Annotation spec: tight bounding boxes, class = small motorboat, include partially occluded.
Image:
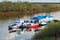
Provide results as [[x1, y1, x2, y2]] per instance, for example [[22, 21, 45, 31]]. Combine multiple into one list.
[[8, 22, 20, 33]]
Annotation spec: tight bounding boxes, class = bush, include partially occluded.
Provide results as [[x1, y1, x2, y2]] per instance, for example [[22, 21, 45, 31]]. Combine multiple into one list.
[[32, 22, 60, 40], [40, 37, 51, 40]]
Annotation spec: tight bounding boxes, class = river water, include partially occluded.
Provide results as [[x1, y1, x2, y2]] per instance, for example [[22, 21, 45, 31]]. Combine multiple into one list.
[[0, 11, 60, 40]]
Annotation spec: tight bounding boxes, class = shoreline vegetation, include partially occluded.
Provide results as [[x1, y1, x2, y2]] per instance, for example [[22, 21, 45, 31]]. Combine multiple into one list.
[[0, 1, 60, 19], [32, 22, 60, 40]]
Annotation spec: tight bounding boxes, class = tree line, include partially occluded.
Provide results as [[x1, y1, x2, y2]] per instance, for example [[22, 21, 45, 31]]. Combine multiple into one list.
[[0, 1, 60, 12]]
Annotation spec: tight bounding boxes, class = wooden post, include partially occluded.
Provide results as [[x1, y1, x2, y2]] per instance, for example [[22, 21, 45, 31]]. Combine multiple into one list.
[[55, 34, 57, 40]]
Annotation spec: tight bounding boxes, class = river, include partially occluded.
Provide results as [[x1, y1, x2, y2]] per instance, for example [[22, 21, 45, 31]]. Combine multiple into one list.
[[0, 11, 60, 40]]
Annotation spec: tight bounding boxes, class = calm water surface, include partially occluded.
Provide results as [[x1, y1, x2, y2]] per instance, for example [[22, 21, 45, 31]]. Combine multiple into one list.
[[0, 11, 60, 40]]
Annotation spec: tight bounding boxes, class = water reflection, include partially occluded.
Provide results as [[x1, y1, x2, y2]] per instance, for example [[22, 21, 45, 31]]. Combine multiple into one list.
[[14, 31, 35, 40], [0, 20, 15, 40], [0, 17, 35, 40]]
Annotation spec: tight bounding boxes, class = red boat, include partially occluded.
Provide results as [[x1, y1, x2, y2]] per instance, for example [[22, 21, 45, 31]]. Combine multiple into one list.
[[27, 23, 40, 31]]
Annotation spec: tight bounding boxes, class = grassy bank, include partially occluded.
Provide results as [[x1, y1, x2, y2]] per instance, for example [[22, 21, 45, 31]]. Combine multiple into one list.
[[0, 1, 60, 19]]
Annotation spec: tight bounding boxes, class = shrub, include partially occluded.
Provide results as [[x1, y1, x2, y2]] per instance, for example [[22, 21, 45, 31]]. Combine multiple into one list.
[[32, 22, 60, 40]]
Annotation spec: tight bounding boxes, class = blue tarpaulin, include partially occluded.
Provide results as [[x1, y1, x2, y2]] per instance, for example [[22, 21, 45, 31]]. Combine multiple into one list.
[[30, 16, 47, 20], [46, 15, 53, 18], [36, 16, 46, 19], [30, 17, 39, 20]]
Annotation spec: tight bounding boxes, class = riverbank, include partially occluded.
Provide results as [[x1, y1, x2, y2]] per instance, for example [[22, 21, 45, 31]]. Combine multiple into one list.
[[0, 2, 60, 20], [0, 11, 60, 20]]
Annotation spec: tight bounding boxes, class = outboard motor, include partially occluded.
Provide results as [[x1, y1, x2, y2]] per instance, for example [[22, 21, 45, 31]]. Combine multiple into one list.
[[8, 25, 12, 30]]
